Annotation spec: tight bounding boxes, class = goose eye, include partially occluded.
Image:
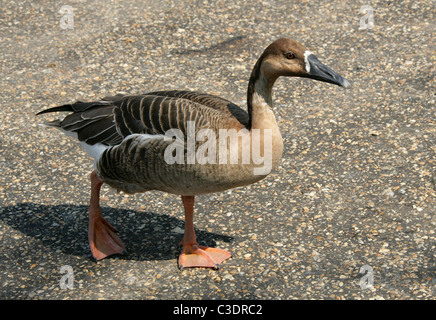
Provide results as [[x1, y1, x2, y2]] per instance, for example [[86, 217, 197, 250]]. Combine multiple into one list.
[[285, 51, 296, 59]]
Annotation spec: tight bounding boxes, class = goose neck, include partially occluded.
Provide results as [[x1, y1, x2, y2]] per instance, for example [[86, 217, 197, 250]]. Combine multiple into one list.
[[247, 65, 278, 130]]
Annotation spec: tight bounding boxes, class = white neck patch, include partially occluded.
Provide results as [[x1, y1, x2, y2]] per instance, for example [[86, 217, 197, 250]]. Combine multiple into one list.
[[304, 50, 313, 73]]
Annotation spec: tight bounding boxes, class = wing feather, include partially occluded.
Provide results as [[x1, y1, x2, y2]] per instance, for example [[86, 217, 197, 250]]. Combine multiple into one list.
[[36, 90, 249, 148]]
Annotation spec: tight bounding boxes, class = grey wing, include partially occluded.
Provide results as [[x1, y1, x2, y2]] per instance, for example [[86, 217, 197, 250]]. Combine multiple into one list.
[[36, 90, 249, 146], [146, 90, 249, 128]]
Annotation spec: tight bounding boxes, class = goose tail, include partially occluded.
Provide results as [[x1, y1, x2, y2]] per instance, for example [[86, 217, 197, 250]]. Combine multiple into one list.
[[36, 104, 75, 116], [36, 104, 75, 127]]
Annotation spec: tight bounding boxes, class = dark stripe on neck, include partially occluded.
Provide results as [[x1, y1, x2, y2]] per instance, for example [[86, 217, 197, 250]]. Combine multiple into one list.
[[246, 53, 266, 130]]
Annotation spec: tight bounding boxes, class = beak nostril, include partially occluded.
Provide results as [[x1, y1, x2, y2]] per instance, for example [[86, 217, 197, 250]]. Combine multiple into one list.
[[306, 54, 350, 88]]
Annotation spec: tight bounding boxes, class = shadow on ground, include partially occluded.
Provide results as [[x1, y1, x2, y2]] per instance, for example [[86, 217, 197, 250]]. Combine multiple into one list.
[[0, 202, 233, 262]]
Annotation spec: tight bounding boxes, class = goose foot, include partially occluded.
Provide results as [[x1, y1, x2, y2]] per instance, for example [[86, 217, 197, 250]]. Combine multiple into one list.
[[178, 243, 231, 269], [89, 215, 126, 260], [178, 195, 231, 269], [88, 171, 125, 260]]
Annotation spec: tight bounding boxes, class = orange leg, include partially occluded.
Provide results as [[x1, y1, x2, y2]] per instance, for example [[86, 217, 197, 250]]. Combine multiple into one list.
[[88, 171, 125, 260], [178, 195, 232, 269]]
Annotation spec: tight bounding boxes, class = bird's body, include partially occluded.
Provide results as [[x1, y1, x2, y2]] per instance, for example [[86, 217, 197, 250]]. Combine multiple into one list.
[[60, 90, 282, 196], [37, 38, 349, 269]]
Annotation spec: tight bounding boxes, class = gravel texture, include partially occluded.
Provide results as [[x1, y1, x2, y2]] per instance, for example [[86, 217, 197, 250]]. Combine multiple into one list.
[[0, 0, 434, 300]]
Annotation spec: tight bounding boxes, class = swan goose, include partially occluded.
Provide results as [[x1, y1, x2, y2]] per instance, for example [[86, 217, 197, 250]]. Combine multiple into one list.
[[37, 38, 350, 269]]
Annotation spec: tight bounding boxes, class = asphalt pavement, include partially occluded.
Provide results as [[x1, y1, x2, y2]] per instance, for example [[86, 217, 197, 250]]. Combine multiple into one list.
[[0, 0, 434, 300]]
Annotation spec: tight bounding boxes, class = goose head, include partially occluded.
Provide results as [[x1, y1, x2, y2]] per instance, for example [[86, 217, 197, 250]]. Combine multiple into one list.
[[255, 38, 351, 88]]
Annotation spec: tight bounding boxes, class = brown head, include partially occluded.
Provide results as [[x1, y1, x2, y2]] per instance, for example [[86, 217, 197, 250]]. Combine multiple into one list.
[[246, 38, 350, 129], [250, 38, 351, 88]]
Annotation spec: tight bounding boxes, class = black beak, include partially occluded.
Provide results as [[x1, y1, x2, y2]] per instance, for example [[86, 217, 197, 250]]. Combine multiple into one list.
[[305, 54, 351, 88]]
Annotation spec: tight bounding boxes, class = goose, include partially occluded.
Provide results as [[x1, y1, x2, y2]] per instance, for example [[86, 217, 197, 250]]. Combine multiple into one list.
[[37, 38, 350, 269]]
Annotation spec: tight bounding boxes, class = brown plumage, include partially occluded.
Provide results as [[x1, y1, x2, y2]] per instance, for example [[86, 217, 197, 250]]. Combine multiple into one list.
[[37, 38, 350, 269]]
